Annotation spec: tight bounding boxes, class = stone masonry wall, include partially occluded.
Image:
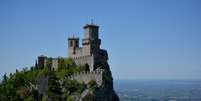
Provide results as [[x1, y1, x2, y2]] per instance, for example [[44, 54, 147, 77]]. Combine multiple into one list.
[[72, 55, 94, 71], [68, 69, 103, 86]]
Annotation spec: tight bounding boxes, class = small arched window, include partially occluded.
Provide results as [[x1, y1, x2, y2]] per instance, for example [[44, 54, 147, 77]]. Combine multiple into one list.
[[70, 41, 73, 47], [76, 40, 79, 47]]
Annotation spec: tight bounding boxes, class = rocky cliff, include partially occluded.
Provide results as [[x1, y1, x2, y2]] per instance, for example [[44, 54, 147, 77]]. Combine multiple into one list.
[[75, 63, 119, 101], [36, 62, 119, 101]]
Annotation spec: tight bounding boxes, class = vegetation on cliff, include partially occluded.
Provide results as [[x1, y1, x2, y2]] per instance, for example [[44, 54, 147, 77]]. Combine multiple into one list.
[[0, 58, 95, 101]]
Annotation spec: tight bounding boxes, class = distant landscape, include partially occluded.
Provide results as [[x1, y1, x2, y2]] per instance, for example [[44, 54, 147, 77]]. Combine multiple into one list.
[[1, 0, 201, 101], [114, 79, 201, 101]]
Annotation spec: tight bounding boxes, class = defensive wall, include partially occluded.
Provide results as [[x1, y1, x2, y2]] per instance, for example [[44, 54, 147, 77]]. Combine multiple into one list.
[[68, 69, 103, 86]]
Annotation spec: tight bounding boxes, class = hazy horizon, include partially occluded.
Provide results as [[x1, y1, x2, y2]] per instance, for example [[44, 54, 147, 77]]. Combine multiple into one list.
[[1, 0, 201, 80]]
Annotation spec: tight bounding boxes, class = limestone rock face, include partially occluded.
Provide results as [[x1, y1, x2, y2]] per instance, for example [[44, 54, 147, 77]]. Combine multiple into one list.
[[80, 64, 119, 101]]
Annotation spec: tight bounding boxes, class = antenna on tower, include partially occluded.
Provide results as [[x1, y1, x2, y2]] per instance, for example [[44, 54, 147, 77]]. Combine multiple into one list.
[[91, 18, 94, 24]]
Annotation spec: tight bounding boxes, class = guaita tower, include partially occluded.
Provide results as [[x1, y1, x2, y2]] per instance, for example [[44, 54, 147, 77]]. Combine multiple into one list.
[[68, 23, 119, 101], [68, 23, 108, 72]]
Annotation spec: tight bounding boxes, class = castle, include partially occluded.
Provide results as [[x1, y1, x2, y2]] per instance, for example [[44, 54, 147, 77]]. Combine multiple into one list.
[[38, 23, 108, 72], [37, 23, 108, 84], [36, 23, 119, 101]]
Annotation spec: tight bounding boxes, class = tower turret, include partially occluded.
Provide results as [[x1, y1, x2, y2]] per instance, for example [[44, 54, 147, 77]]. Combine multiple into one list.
[[68, 36, 79, 57], [82, 24, 101, 55], [83, 24, 99, 40], [38, 55, 47, 68]]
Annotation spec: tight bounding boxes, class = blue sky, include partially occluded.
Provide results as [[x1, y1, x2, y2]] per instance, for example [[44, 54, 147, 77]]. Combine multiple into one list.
[[0, 0, 201, 79]]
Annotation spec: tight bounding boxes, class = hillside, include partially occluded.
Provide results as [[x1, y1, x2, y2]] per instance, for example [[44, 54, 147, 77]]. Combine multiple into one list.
[[0, 58, 119, 101]]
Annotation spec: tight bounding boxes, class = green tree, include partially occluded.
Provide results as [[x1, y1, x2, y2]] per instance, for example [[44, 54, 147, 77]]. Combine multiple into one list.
[[35, 60, 38, 70], [48, 71, 62, 100], [63, 80, 85, 95], [82, 93, 94, 101], [58, 58, 66, 70], [2, 73, 8, 83], [88, 80, 97, 89]]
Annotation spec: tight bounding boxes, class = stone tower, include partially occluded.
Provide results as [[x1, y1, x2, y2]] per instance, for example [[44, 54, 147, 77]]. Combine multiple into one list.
[[68, 37, 79, 57], [68, 23, 108, 71], [82, 24, 101, 55]]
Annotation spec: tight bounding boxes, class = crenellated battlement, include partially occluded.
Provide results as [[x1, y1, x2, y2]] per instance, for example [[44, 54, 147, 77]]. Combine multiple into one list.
[[67, 69, 104, 86]]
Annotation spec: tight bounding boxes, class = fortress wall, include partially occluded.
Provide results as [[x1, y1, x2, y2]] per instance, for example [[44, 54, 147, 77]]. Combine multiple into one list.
[[37, 76, 48, 95], [82, 46, 90, 56], [75, 48, 83, 57], [51, 59, 58, 70], [69, 70, 103, 86], [73, 55, 93, 69]]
